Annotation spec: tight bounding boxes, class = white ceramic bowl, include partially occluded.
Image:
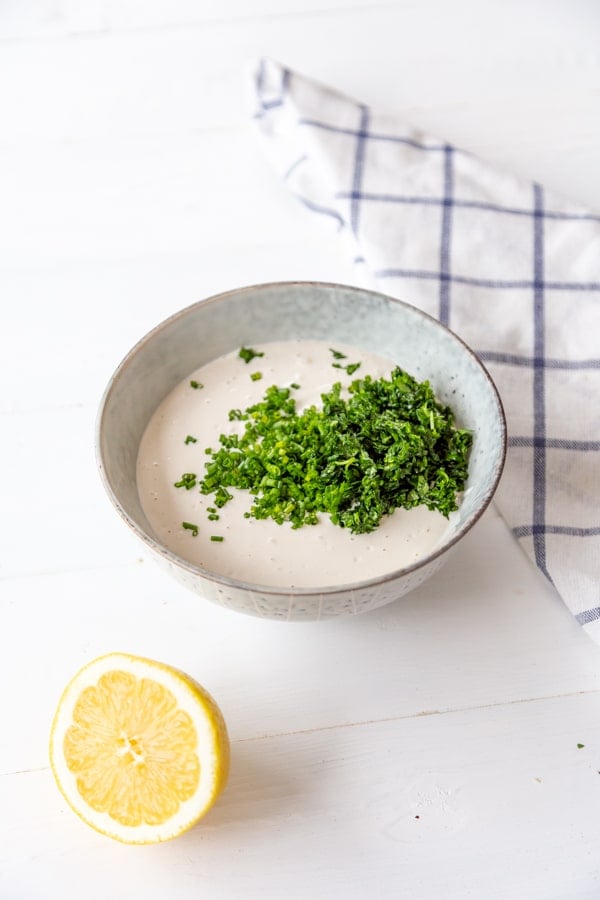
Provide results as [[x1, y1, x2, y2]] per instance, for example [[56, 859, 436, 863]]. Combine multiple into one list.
[[96, 282, 506, 620]]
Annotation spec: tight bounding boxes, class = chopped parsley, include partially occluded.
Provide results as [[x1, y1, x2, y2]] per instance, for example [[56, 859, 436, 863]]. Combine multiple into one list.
[[250, 371, 263, 382], [184, 435, 197, 444], [330, 348, 347, 360], [182, 521, 199, 537], [190, 380, 203, 389], [198, 367, 472, 534], [333, 361, 362, 376], [239, 346, 264, 364]]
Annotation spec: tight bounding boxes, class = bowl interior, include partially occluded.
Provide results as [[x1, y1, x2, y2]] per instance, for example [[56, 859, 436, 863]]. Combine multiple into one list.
[[97, 282, 506, 587]]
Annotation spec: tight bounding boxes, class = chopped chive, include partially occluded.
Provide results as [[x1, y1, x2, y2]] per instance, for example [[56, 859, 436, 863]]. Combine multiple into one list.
[[184, 435, 197, 444], [210, 535, 224, 542], [207, 513, 220, 521], [182, 521, 199, 537], [329, 348, 347, 360], [174, 473, 197, 490], [577, 743, 585, 749], [214, 486, 233, 507], [290, 382, 300, 389], [250, 371, 263, 382], [190, 380, 203, 389], [239, 346, 264, 364]]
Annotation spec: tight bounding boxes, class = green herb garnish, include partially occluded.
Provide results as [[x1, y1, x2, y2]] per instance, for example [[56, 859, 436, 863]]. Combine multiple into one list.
[[239, 346, 264, 364], [182, 521, 199, 536], [190, 380, 203, 389], [214, 486, 233, 508], [210, 535, 224, 542], [333, 361, 362, 375], [290, 383, 300, 389], [330, 348, 347, 360], [199, 367, 472, 533], [250, 371, 263, 382], [174, 472, 197, 490], [577, 743, 585, 749], [184, 435, 197, 444]]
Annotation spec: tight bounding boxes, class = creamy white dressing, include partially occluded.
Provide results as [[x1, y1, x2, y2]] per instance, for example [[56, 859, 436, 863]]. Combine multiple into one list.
[[136, 340, 455, 588]]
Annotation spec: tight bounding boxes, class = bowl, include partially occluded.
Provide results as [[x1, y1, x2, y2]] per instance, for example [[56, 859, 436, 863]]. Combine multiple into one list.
[[96, 281, 506, 621]]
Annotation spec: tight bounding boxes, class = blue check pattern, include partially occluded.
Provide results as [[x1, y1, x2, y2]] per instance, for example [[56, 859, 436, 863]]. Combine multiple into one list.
[[252, 59, 600, 638]]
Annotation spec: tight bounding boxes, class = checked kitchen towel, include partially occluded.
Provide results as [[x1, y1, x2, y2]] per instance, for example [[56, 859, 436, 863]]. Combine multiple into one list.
[[250, 58, 600, 640]]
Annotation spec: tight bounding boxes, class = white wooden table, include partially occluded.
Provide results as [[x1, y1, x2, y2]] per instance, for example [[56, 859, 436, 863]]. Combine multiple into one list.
[[2, 2, 600, 897]]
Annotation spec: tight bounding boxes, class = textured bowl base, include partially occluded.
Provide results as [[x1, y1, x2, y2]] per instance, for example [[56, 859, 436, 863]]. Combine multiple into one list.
[[150, 545, 452, 621]]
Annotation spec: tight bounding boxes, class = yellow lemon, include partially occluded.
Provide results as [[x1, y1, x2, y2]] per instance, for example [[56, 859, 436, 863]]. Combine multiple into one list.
[[49, 652, 229, 844]]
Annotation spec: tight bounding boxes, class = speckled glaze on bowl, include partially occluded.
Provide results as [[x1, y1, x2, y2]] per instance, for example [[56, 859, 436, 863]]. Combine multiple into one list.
[[96, 282, 506, 621]]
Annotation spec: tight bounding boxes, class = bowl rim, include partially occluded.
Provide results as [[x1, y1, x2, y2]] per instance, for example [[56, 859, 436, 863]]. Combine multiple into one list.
[[96, 280, 507, 597]]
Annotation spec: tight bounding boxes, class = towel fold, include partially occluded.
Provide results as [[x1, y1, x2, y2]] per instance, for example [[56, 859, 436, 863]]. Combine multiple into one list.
[[250, 58, 600, 640]]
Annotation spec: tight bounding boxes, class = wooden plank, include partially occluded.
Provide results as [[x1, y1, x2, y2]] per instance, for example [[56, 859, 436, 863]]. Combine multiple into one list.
[[3, 691, 600, 898], [0, 4, 598, 209], [3, 505, 600, 775]]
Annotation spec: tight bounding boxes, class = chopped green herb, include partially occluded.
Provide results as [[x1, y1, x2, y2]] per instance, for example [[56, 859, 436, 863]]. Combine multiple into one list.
[[290, 383, 300, 390], [190, 380, 203, 389], [199, 368, 472, 534], [208, 513, 220, 521], [250, 371, 263, 382], [333, 361, 361, 375], [182, 521, 199, 537], [214, 486, 233, 508], [239, 346, 264, 364], [330, 348, 347, 360], [577, 743, 585, 749], [184, 435, 197, 444], [174, 472, 197, 490], [210, 535, 224, 542]]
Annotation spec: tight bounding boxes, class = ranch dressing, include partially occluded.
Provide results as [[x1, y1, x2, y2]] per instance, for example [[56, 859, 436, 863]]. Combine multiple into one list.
[[136, 340, 454, 588]]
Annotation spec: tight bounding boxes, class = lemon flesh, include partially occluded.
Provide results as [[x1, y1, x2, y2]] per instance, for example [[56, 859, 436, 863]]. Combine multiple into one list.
[[49, 653, 229, 843]]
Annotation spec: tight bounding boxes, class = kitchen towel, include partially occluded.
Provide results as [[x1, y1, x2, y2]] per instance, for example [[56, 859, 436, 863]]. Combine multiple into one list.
[[250, 58, 600, 640]]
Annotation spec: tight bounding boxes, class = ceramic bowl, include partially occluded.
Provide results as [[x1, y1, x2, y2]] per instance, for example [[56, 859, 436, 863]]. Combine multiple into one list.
[[96, 281, 506, 620]]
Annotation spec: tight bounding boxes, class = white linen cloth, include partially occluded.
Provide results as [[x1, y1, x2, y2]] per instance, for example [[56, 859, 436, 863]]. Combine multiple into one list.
[[250, 58, 600, 640]]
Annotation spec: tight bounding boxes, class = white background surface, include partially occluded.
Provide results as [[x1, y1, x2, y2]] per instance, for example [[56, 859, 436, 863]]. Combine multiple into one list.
[[2, 1, 600, 898]]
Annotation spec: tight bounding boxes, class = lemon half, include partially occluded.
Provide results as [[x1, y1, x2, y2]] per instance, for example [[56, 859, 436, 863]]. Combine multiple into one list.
[[49, 653, 229, 844]]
